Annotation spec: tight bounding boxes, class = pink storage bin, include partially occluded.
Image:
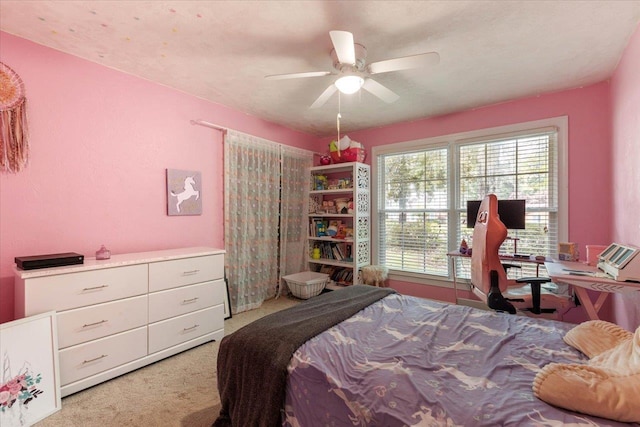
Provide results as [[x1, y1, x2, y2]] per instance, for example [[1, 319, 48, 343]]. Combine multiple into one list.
[[330, 147, 366, 164]]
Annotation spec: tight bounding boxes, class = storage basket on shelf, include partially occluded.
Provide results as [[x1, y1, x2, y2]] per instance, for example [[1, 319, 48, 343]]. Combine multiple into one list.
[[282, 271, 329, 299], [329, 147, 366, 164]]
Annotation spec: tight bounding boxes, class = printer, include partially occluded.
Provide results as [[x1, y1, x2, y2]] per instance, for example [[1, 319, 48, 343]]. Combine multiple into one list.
[[597, 243, 640, 282]]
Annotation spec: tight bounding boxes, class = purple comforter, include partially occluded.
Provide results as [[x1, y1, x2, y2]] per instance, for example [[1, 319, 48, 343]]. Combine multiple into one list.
[[284, 293, 638, 426]]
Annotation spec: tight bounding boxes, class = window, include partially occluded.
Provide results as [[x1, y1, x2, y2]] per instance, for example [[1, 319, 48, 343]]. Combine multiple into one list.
[[373, 117, 567, 283], [376, 146, 450, 277]]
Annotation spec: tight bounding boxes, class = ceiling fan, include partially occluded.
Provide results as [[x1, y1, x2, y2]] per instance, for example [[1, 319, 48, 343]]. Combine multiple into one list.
[[265, 30, 440, 109]]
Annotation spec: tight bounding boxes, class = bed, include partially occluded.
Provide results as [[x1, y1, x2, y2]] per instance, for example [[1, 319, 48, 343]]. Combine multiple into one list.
[[214, 285, 639, 427]]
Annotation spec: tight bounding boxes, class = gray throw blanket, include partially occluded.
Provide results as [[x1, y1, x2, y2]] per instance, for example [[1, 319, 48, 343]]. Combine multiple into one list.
[[212, 285, 396, 427]]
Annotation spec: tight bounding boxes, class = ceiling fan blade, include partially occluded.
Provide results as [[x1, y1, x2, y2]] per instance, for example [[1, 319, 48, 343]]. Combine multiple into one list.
[[368, 52, 440, 75], [329, 30, 356, 65], [362, 78, 400, 103], [265, 71, 331, 80], [310, 84, 338, 109]]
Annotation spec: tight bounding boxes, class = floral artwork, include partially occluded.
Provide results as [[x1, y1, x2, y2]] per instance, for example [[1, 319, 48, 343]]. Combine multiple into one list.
[[0, 371, 44, 412], [0, 312, 60, 426]]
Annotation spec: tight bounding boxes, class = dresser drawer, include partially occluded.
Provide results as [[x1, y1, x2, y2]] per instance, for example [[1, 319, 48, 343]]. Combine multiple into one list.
[[59, 326, 147, 386], [149, 254, 223, 292], [57, 295, 148, 349], [148, 305, 223, 354], [148, 280, 225, 323], [23, 264, 148, 314]]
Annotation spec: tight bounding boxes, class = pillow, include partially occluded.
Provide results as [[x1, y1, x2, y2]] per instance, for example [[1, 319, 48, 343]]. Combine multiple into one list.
[[533, 363, 640, 423], [590, 323, 640, 374], [533, 325, 640, 423], [563, 320, 632, 358]]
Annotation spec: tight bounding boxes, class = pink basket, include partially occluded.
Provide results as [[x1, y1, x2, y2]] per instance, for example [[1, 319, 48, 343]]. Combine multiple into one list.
[[330, 147, 366, 163]]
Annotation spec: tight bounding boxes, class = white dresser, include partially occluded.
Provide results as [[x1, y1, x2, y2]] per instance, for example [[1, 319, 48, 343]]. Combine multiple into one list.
[[14, 247, 226, 397]]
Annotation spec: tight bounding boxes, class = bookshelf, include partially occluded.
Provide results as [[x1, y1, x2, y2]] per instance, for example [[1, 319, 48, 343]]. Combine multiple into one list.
[[308, 162, 370, 286]]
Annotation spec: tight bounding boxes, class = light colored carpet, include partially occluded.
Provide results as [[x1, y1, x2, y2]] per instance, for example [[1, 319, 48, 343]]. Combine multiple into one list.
[[36, 296, 300, 427]]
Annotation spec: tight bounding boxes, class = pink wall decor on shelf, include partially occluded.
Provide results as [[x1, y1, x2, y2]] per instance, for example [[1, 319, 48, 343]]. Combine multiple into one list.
[[166, 169, 202, 216]]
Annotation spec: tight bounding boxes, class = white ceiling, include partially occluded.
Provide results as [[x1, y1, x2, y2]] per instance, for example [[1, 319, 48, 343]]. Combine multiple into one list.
[[1, 1, 640, 137]]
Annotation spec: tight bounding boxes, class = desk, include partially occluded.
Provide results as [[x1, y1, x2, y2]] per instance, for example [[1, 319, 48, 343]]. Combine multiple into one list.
[[545, 260, 640, 320], [447, 251, 547, 302]]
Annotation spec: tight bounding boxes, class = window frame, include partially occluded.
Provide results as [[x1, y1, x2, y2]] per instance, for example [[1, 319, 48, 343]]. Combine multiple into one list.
[[371, 116, 568, 287]]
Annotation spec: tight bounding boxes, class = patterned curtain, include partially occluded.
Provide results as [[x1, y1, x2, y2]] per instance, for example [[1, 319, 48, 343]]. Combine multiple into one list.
[[224, 131, 313, 313], [225, 131, 281, 313], [279, 146, 313, 295]]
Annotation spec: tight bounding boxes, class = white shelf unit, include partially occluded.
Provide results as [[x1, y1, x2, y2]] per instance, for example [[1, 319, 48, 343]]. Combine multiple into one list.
[[308, 162, 370, 286]]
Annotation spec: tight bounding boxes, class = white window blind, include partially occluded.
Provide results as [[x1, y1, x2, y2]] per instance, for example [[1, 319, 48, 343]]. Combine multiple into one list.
[[375, 124, 560, 281], [377, 147, 450, 276], [456, 128, 559, 278]]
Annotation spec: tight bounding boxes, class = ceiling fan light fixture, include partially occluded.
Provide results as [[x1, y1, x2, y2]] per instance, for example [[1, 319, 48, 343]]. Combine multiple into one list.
[[334, 75, 364, 94]]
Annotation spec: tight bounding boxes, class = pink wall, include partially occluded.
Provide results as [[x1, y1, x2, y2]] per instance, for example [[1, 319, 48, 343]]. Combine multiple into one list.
[[610, 23, 640, 330], [0, 33, 320, 323]]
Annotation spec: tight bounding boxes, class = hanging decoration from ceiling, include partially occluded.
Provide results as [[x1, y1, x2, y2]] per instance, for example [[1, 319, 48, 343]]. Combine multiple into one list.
[[328, 92, 366, 164], [0, 62, 29, 173]]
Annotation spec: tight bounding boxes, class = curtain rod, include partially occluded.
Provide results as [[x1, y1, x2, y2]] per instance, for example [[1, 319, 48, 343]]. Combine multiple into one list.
[[191, 118, 325, 156], [190, 119, 227, 133]]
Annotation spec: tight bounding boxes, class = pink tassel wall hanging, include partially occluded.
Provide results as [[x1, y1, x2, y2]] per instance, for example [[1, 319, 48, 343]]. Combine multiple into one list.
[[0, 62, 29, 173]]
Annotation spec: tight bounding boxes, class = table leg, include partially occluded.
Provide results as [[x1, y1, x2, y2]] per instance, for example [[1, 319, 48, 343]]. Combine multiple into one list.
[[451, 257, 459, 304], [592, 291, 610, 313], [572, 287, 610, 320]]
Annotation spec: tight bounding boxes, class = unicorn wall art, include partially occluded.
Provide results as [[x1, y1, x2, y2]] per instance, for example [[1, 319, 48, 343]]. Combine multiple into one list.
[[166, 169, 202, 216]]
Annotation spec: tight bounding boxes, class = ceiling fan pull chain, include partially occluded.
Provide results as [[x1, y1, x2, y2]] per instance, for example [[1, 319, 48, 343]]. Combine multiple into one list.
[[337, 91, 341, 143]]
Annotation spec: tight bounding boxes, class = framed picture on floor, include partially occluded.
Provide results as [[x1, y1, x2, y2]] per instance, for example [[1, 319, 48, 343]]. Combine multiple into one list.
[[224, 268, 232, 320], [0, 311, 61, 426]]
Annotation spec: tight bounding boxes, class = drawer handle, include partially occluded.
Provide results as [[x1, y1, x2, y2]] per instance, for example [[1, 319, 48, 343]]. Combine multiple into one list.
[[183, 324, 199, 332], [182, 297, 199, 304], [82, 320, 108, 328], [82, 284, 109, 291], [182, 269, 200, 276], [82, 354, 107, 364]]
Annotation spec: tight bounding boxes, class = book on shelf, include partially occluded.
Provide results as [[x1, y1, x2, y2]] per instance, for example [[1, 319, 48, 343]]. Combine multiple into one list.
[[332, 245, 342, 260], [311, 241, 348, 261], [322, 242, 332, 259], [314, 265, 354, 286]]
